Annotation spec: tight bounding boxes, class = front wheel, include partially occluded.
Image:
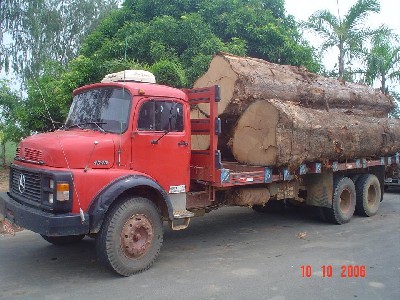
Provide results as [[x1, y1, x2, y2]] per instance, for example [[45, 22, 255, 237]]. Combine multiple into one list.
[[323, 177, 356, 224], [96, 197, 163, 276]]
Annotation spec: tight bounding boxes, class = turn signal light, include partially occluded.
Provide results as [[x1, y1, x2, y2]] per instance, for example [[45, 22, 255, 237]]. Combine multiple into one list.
[[56, 183, 70, 201]]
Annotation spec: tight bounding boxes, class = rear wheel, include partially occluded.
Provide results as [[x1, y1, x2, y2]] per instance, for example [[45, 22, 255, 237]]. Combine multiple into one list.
[[96, 197, 163, 276], [41, 234, 85, 245], [323, 177, 356, 224], [355, 174, 381, 217]]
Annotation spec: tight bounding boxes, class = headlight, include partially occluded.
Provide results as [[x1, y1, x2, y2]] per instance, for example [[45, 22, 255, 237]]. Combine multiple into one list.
[[49, 193, 54, 204]]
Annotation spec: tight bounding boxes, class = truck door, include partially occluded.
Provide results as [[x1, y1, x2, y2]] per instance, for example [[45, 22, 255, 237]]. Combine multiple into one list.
[[131, 98, 190, 194]]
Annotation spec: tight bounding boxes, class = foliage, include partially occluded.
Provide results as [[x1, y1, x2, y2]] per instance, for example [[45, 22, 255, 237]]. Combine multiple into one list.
[[0, 141, 17, 167], [150, 60, 188, 88], [0, 80, 24, 165], [305, 0, 381, 79], [81, 0, 320, 85], [0, 80, 24, 143], [17, 0, 321, 135], [0, 0, 120, 80], [364, 28, 400, 93], [389, 92, 400, 118]]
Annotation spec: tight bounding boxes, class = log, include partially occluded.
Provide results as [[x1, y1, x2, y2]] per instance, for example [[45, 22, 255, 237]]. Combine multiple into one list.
[[191, 53, 395, 158], [194, 52, 394, 116], [231, 99, 400, 167]]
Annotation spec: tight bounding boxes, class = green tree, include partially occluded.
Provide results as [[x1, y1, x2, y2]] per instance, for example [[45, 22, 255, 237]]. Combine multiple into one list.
[[389, 92, 400, 118], [0, 0, 120, 79], [81, 0, 319, 83], [20, 0, 321, 135], [0, 80, 23, 166], [306, 0, 380, 79], [364, 29, 400, 94]]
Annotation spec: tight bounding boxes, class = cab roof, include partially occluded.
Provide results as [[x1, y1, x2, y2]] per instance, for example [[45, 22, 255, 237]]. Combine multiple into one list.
[[73, 82, 188, 102]]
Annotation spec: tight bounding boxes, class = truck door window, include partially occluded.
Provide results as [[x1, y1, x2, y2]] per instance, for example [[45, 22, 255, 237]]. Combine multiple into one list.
[[138, 100, 183, 132]]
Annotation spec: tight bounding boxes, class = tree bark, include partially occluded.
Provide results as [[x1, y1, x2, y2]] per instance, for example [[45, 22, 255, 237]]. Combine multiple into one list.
[[231, 99, 400, 167], [338, 42, 345, 80]]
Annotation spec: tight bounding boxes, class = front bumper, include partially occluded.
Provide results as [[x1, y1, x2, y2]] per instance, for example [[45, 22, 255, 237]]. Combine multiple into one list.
[[385, 178, 400, 187], [0, 192, 89, 236]]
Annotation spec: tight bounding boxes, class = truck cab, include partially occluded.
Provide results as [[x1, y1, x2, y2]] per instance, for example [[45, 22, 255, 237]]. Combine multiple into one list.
[[1, 71, 204, 274]]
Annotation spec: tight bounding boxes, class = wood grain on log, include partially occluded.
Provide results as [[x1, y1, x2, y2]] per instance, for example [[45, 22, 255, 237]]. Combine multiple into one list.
[[231, 99, 400, 167]]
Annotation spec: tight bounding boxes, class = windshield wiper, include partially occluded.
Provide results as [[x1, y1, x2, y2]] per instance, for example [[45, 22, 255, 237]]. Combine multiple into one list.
[[65, 123, 83, 130], [65, 121, 106, 133], [82, 121, 106, 133]]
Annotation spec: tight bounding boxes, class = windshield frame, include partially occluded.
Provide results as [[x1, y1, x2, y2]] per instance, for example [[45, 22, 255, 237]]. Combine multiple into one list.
[[65, 87, 133, 134]]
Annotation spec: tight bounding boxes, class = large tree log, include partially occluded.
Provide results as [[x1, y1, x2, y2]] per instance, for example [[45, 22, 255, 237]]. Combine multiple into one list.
[[194, 52, 394, 116], [191, 52, 396, 160], [231, 99, 400, 167]]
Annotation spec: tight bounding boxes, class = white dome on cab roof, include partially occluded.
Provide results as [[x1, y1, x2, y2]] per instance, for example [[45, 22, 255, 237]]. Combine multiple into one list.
[[102, 70, 156, 84]]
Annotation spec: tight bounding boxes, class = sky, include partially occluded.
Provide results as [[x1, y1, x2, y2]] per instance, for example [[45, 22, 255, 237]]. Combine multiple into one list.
[[284, 0, 399, 91]]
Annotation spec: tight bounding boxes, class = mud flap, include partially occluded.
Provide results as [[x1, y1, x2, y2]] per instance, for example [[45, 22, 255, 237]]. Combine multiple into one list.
[[304, 171, 333, 208]]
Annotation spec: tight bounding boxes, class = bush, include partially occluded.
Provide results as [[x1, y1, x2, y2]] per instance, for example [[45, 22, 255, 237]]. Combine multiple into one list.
[[150, 60, 188, 87]]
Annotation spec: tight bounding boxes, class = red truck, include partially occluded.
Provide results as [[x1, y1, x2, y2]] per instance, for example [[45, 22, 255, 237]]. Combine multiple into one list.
[[1, 72, 398, 276]]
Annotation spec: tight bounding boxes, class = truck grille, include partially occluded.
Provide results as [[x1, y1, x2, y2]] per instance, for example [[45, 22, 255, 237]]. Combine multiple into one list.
[[15, 147, 44, 164], [11, 167, 42, 203], [24, 147, 43, 162]]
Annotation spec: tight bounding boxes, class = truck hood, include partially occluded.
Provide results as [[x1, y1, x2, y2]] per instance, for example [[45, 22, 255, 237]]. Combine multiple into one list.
[[16, 130, 115, 169]]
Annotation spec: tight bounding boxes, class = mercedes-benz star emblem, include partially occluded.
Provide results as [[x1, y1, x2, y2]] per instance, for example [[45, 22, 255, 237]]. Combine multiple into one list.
[[18, 174, 26, 194]]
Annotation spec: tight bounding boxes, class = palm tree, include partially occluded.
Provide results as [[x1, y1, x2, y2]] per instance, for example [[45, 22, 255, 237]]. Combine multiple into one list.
[[306, 0, 380, 79], [364, 29, 400, 94]]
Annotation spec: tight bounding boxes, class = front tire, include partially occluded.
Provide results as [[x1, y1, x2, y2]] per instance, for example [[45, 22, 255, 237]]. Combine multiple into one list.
[[96, 197, 163, 276], [323, 177, 356, 224], [355, 174, 381, 217]]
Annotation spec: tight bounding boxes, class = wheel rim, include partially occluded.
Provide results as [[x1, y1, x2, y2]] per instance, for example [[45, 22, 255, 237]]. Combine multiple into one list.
[[120, 214, 153, 259], [367, 185, 377, 207], [339, 189, 352, 213]]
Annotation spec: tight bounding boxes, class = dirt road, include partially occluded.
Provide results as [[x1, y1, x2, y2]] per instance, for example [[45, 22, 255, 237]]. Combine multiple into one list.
[[1, 190, 399, 300]]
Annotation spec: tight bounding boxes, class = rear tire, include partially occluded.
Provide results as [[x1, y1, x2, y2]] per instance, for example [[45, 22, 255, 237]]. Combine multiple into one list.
[[41, 234, 85, 245], [323, 177, 356, 224], [355, 174, 381, 217], [96, 197, 163, 276]]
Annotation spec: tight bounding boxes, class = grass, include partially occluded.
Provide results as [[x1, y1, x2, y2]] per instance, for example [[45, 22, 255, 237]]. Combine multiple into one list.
[[0, 141, 17, 168]]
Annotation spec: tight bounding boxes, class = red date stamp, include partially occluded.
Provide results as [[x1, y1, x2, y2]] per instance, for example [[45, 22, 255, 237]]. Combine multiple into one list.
[[301, 265, 366, 278]]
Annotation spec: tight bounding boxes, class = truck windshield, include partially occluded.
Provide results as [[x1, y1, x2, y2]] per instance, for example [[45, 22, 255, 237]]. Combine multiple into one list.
[[65, 87, 131, 134]]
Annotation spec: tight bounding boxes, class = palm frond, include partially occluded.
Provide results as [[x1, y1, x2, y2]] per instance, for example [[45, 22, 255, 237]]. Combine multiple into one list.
[[344, 0, 380, 30], [388, 71, 400, 81], [307, 10, 339, 33]]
